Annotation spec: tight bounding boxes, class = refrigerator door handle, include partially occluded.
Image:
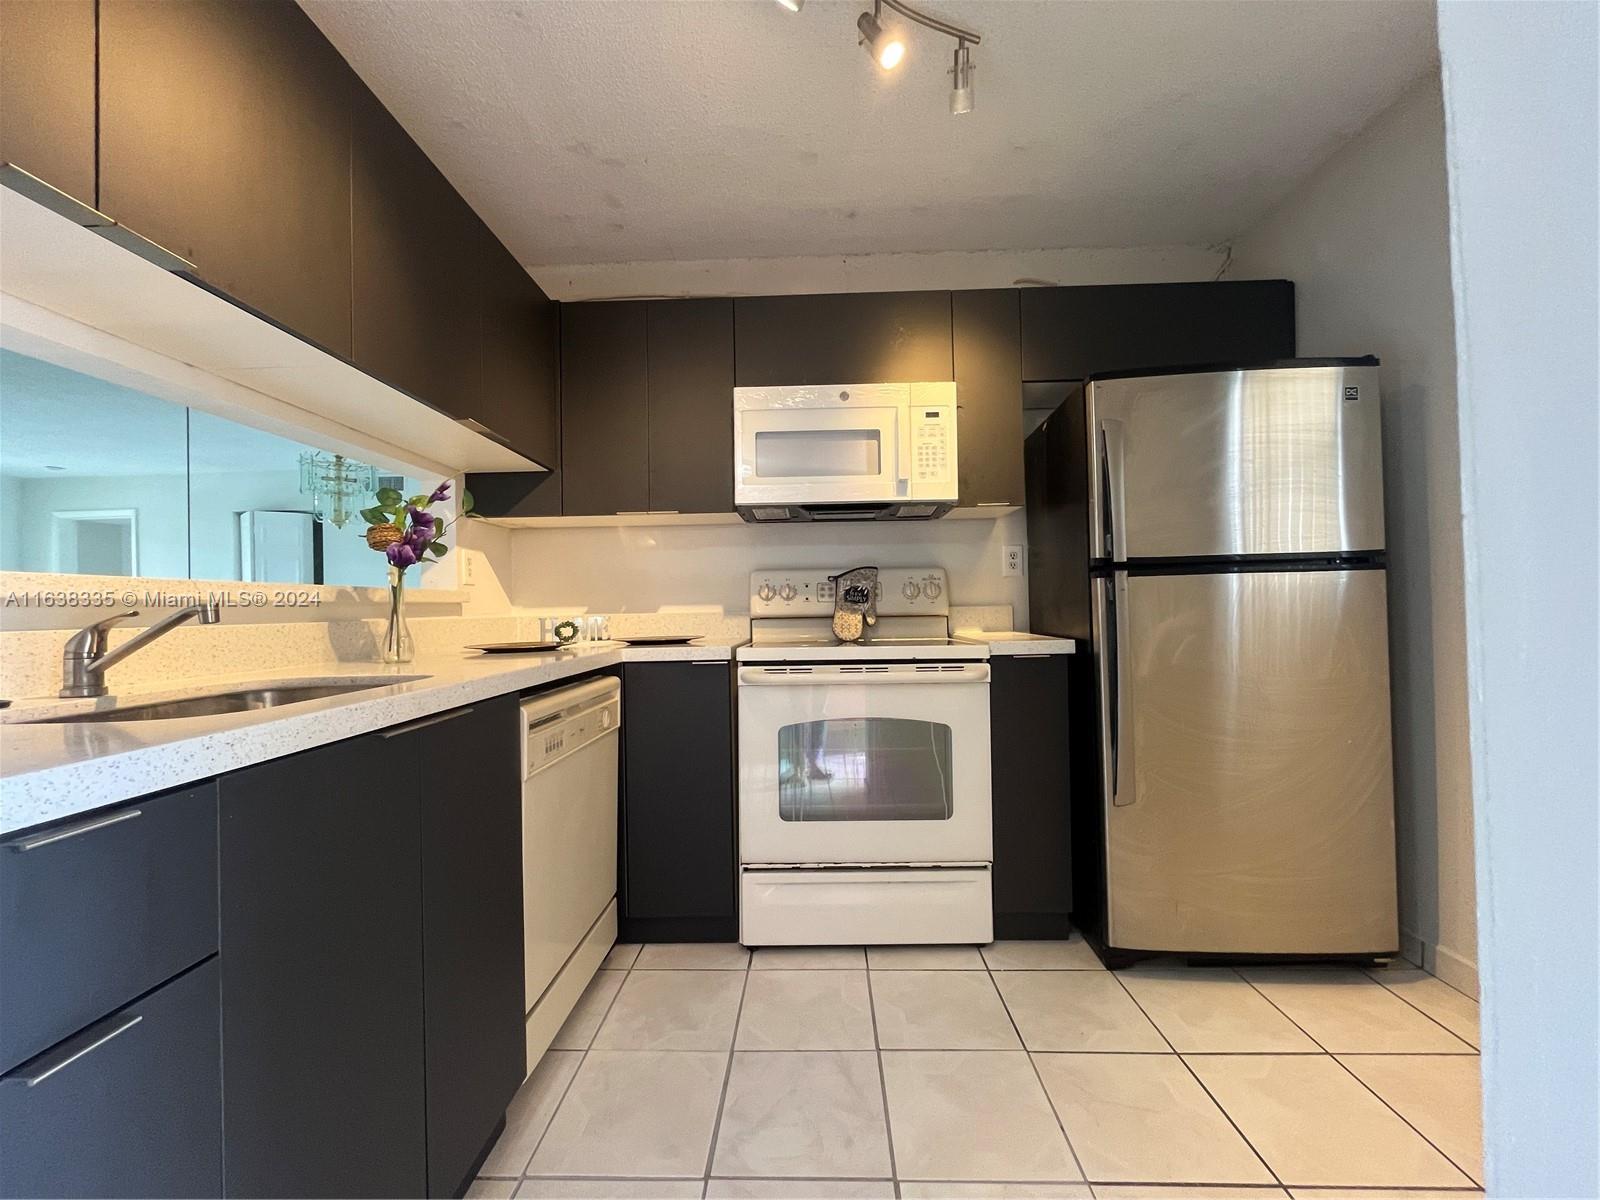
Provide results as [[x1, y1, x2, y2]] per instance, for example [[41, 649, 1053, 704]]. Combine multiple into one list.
[[1094, 573, 1133, 809], [1099, 419, 1128, 562]]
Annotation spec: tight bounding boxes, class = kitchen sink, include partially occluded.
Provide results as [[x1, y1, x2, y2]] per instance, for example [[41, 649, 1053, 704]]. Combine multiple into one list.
[[23, 679, 426, 724]]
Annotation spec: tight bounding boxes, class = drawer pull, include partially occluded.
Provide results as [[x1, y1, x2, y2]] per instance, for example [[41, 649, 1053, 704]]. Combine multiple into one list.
[[380, 708, 472, 738], [6, 1015, 142, 1088], [9, 807, 143, 851]]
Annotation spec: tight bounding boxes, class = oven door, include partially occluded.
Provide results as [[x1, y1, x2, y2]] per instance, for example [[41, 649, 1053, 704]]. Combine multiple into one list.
[[735, 405, 908, 505], [737, 663, 992, 865]]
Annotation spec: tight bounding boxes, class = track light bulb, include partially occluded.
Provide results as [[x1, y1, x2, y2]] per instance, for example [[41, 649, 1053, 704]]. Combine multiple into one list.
[[857, 10, 906, 70], [773, 0, 803, 11], [949, 42, 974, 113]]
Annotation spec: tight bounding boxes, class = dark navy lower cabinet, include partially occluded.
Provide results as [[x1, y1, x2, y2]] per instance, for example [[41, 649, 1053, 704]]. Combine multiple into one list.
[[0, 957, 223, 1200], [990, 653, 1074, 938]]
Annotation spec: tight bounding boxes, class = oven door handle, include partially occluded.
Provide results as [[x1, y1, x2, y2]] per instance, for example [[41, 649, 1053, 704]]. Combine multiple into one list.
[[737, 664, 990, 686]]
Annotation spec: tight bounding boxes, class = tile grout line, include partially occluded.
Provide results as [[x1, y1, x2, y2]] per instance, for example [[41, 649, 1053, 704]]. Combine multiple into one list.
[[864, 958, 904, 1195], [981, 949, 1092, 1187], [1106, 965, 1284, 1190], [1365, 970, 1481, 1050], [699, 948, 754, 1184], [1326, 1053, 1482, 1188], [515, 947, 636, 1183], [1234, 969, 1480, 1189]]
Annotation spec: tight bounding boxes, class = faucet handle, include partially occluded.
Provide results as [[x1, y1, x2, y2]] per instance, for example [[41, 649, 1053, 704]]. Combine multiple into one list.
[[64, 610, 140, 660]]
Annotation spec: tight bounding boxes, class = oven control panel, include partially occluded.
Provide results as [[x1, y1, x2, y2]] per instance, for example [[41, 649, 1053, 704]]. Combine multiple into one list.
[[749, 567, 949, 616]]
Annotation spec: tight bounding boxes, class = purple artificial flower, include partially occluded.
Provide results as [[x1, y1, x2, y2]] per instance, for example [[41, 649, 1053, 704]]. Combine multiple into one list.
[[406, 506, 436, 537], [429, 481, 451, 504], [386, 540, 419, 569]]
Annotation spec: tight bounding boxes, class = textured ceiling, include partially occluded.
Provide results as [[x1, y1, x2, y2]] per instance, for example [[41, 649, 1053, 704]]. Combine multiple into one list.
[[300, 0, 1438, 268]]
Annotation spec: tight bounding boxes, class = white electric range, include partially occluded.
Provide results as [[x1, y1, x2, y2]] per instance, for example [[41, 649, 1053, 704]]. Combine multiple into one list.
[[735, 567, 993, 946]]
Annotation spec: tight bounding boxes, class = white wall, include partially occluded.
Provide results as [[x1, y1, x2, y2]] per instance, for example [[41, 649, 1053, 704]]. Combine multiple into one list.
[[506, 512, 1027, 620], [538, 245, 1223, 301], [0, 474, 24, 572], [1228, 72, 1477, 993], [1435, 2, 1598, 1193], [13, 472, 190, 579]]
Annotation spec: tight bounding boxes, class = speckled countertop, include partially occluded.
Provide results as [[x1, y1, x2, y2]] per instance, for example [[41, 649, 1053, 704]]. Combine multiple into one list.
[[0, 640, 736, 837], [954, 631, 1078, 655]]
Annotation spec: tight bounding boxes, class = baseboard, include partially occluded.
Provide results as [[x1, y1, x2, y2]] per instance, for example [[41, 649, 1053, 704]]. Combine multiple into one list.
[[1399, 925, 1480, 997]]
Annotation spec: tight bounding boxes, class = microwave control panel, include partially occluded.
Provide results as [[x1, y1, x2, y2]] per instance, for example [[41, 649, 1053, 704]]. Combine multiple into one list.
[[909, 405, 957, 495], [749, 567, 950, 616]]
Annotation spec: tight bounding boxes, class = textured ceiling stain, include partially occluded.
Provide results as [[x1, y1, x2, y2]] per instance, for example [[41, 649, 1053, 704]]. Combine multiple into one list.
[[300, 0, 1438, 268]]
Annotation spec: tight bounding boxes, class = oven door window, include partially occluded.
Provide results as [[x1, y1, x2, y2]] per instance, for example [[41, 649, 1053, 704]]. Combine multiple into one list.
[[778, 717, 954, 821]]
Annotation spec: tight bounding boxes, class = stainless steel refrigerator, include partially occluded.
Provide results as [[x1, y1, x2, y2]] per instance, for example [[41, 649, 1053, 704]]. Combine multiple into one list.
[[1025, 359, 1399, 963]]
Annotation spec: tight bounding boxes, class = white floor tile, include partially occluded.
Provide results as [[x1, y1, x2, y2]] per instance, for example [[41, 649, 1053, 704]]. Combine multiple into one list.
[[592, 968, 745, 1050], [993, 971, 1166, 1052], [549, 970, 627, 1050], [1284, 1191, 1482, 1200], [1093, 1189, 1288, 1199], [1338, 1054, 1484, 1184], [752, 946, 868, 969], [478, 1050, 582, 1176], [1117, 967, 1321, 1053], [1186, 1054, 1473, 1187], [736, 969, 876, 1050], [899, 1184, 1092, 1199], [635, 942, 751, 969], [1365, 966, 1481, 1048], [525, 1050, 727, 1177], [600, 942, 642, 970], [465, 1179, 517, 1198], [1032, 1052, 1274, 1184], [870, 970, 1022, 1049], [708, 1181, 895, 1199], [881, 1050, 1082, 1182], [982, 938, 1103, 970], [1238, 968, 1475, 1053], [867, 945, 986, 970], [712, 1051, 892, 1178], [517, 1180, 703, 1199]]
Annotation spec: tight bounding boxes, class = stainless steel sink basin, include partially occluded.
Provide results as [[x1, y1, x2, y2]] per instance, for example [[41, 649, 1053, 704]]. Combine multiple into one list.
[[25, 679, 420, 724]]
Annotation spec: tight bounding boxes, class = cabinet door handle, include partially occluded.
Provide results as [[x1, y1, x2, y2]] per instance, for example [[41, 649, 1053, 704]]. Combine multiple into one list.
[[380, 707, 473, 738], [976, 501, 1013, 507], [7, 807, 142, 851], [691, 660, 727, 666], [3, 1015, 143, 1088]]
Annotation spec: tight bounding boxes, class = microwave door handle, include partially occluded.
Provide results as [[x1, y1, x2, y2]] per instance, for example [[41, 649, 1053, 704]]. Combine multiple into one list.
[[896, 407, 913, 485]]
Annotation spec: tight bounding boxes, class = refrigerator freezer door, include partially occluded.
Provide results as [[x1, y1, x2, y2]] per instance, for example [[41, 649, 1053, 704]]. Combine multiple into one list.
[[1087, 365, 1384, 561], [1101, 566, 1398, 954]]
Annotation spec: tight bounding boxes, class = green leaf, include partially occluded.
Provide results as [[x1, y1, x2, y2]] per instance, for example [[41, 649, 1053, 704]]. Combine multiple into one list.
[[375, 487, 402, 506], [429, 541, 448, 556], [461, 489, 475, 515], [408, 494, 429, 508], [359, 507, 387, 526]]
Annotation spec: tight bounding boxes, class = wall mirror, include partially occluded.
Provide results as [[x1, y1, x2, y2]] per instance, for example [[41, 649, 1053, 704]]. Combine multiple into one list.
[[0, 348, 448, 589]]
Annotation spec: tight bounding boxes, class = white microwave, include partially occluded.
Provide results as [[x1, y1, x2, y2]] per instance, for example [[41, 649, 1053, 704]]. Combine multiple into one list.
[[733, 382, 959, 522]]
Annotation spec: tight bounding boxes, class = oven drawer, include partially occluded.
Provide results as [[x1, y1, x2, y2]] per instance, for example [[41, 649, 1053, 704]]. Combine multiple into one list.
[[740, 867, 993, 946]]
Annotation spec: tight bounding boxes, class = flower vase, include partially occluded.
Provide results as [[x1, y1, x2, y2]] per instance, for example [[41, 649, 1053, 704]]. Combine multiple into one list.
[[382, 566, 414, 663]]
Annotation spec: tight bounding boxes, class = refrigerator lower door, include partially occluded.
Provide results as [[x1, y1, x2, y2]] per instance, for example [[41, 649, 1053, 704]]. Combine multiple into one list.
[[1098, 566, 1398, 954]]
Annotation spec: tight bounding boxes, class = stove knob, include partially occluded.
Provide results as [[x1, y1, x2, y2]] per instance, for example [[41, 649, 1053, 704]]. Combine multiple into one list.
[[902, 579, 921, 601], [779, 582, 798, 602], [924, 577, 943, 600], [757, 582, 776, 603]]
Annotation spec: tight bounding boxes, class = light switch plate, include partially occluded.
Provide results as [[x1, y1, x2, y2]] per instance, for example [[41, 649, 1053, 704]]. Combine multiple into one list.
[[1002, 544, 1023, 577]]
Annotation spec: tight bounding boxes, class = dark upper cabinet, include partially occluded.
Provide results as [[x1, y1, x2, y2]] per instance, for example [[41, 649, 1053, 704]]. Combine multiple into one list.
[[989, 653, 1074, 939], [99, 0, 356, 356], [561, 301, 650, 515], [0, 0, 95, 204], [953, 288, 1025, 507], [479, 231, 560, 467], [219, 733, 427, 1199], [734, 291, 953, 385], [1019, 281, 1296, 381], [351, 81, 481, 422], [621, 660, 736, 941], [646, 299, 735, 514], [418, 698, 525, 1200]]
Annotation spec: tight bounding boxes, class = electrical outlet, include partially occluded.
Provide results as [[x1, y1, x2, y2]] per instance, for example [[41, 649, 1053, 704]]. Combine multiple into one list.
[[1002, 544, 1023, 577], [461, 550, 477, 586]]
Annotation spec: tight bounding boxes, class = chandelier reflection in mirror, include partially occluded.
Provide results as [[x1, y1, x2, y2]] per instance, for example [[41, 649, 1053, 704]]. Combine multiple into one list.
[[298, 451, 377, 528]]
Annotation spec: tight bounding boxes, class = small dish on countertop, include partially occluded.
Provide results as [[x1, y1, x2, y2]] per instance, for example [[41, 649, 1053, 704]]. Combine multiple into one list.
[[614, 634, 703, 646], [465, 641, 571, 654]]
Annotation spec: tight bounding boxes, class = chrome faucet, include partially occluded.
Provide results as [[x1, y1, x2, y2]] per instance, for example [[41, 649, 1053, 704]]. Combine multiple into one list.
[[61, 603, 222, 699]]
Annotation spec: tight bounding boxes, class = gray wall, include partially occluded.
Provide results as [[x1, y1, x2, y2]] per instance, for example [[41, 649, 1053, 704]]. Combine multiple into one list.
[[1436, 1, 1598, 1193], [1229, 72, 1477, 993]]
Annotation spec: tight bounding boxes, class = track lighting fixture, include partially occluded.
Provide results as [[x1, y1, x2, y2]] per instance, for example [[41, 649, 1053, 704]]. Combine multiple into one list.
[[772, 0, 803, 12], [854, 0, 982, 113]]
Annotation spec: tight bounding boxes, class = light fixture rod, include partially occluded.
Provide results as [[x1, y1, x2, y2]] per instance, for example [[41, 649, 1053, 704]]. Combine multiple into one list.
[[878, 0, 980, 46]]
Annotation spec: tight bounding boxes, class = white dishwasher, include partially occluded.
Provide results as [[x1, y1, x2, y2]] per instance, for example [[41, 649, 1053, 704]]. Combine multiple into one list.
[[520, 676, 621, 1074]]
